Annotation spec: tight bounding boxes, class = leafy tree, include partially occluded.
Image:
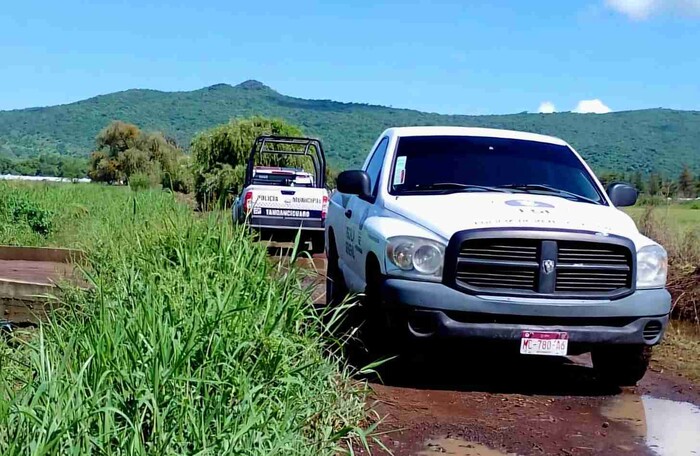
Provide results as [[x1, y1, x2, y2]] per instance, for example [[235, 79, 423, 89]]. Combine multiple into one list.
[[677, 165, 696, 198], [632, 171, 645, 193], [0, 154, 88, 178], [58, 157, 87, 179], [96, 121, 140, 155], [648, 171, 661, 196], [88, 121, 191, 192]]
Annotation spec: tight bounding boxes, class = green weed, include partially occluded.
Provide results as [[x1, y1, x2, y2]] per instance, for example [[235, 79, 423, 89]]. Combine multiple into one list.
[[0, 182, 367, 455]]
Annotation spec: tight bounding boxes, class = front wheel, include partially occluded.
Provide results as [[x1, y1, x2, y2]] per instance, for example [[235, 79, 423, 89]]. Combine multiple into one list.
[[325, 234, 347, 307], [592, 345, 652, 386]]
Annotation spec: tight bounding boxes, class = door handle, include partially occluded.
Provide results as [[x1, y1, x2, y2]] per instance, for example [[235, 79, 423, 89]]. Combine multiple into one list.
[[344, 209, 352, 219]]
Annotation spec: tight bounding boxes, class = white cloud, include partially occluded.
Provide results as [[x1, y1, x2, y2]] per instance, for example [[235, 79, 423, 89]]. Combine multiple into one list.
[[604, 0, 700, 20], [573, 99, 612, 114], [537, 101, 557, 113], [605, 0, 657, 19]]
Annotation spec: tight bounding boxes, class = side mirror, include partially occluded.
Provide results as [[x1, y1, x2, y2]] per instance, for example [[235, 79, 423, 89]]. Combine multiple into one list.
[[337, 170, 371, 199], [606, 182, 638, 207]]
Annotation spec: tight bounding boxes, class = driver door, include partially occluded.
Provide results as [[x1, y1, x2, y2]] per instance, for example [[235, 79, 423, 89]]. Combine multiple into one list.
[[342, 137, 390, 290]]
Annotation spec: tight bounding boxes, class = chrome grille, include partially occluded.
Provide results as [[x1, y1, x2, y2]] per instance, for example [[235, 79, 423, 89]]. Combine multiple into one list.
[[456, 268, 537, 291], [457, 239, 539, 291], [555, 241, 632, 293], [453, 237, 633, 298]]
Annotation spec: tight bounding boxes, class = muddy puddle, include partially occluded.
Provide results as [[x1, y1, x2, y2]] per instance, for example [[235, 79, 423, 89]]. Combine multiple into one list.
[[602, 393, 700, 455], [418, 438, 515, 456]]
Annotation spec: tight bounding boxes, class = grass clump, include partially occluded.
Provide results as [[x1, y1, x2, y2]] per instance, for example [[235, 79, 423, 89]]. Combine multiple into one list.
[[128, 172, 159, 192], [0, 182, 366, 454]]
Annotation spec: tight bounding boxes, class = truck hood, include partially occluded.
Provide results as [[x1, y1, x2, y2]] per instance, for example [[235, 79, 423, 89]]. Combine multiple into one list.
[[384, 192, 640, 241]]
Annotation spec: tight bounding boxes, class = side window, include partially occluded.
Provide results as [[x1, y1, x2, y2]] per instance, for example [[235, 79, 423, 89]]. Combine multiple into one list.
[[363, 137, 389, 197]]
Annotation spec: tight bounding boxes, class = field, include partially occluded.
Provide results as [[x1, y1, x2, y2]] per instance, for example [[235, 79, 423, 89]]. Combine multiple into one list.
[[623, 202, 700, 381], [2, 182, 699, 454], [0, 182, 366, 455], [625, 201, 700, 231]]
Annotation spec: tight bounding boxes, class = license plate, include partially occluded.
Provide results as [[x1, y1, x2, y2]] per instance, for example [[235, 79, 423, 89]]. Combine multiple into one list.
[[520, 331, 569, 356]]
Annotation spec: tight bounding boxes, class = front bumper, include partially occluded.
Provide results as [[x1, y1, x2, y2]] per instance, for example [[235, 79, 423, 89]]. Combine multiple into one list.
[[381, 279, 672, 347]]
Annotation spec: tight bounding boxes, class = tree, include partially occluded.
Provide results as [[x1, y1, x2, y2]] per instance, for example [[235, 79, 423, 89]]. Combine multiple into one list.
[[88, 120, 191, 191], [632, 171, 645, 193], [58, 157, 87, 179], [191, 116, 309, 209], [677, 165, 696, 198], [96, 121, 140, 156], [648, 171, 661, 196]]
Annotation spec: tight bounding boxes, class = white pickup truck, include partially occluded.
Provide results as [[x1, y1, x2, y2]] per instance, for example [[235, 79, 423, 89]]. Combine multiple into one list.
[[232, 136, 328, 253], [325, 126, 671, 386]]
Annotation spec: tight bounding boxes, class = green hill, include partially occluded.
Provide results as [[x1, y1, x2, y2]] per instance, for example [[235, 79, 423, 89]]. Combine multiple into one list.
[[1, 80, 699, 175]]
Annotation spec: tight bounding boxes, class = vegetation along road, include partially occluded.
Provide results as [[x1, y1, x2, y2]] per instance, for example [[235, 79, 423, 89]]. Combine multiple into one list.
[[1, 115, 699, 455], [1, 181, 699, 455]]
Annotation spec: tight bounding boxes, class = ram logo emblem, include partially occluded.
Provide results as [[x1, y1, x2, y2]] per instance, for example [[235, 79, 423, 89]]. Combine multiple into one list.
[[542, 259, 555, 275]]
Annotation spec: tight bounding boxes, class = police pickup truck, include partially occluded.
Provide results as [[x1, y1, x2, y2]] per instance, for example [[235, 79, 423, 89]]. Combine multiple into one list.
[[233, 136, 328, 253], [325, 126, 671, 386]]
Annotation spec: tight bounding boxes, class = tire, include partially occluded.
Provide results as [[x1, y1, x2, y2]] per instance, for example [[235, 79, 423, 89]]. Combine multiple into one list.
[[361, 259, 395, 357], [325, 233, 347, 307], [310, 232, 325, 255], [592, 345, 652, 386]]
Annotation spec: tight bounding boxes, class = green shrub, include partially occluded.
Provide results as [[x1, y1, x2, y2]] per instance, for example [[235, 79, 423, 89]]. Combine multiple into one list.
[[635, 194, 667, 206], [128, 172, 158, 191], [0, 182, 367, 454], [7, 196, 54, 236]]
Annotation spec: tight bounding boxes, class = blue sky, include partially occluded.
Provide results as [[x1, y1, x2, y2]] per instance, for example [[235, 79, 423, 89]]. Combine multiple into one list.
[[0, 0, 698, 114]]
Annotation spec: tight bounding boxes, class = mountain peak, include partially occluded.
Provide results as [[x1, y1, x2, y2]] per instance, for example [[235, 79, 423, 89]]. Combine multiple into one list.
[[203, 83, 233, 91], [235, 80, 271, 91]]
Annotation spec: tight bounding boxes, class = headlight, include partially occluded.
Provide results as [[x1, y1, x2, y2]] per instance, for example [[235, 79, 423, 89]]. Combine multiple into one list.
[[386, 236, 445, 280], [636, 244, 668, 289]]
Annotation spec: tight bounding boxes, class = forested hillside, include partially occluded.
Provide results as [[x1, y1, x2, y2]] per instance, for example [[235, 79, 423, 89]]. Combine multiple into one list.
[[1, 80, 699, 175]]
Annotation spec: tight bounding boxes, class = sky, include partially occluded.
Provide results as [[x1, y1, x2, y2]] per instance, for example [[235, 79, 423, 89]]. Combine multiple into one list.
[[0, 0, 699, 115]]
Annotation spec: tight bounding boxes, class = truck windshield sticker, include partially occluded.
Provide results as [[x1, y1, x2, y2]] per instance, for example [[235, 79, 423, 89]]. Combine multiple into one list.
[[393, 156, 407, 185], [506, 200, 555, 209]]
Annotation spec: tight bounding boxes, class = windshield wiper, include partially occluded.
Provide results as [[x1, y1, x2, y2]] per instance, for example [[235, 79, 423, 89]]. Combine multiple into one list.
[[406, 182, 512, 194], [496, 184, 601, 204]]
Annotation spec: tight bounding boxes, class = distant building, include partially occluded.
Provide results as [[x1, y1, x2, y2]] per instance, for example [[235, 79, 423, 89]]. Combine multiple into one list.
[[0, 174, 91, 183]]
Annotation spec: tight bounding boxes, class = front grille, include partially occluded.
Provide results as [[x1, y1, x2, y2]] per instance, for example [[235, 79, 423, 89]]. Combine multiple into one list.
[[556, 241, 632, 293], [453, 235, 633, 299], [457, 267, 537, 291], [460, 240, 538, 263], [457, 239, 539, 291], [558, 243, 629, 264]]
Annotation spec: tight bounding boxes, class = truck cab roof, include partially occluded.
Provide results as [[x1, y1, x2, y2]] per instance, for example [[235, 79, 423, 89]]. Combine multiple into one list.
[[383, 126, 568, 146]]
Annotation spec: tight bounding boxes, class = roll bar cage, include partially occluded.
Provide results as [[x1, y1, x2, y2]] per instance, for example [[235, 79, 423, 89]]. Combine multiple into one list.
[[244, 135, 327, 188]]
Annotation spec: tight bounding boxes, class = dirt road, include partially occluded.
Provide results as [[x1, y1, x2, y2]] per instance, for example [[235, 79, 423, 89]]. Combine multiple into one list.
[[291, 253, 700, 456]]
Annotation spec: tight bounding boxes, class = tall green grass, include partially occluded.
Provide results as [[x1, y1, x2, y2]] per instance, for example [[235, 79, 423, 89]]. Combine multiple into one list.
[[0, 182, 366, 454]]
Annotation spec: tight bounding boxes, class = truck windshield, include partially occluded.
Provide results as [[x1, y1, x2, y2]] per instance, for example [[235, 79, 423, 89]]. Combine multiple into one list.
[[390, 135, 606, 205], [252, 173, 313, 187]]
